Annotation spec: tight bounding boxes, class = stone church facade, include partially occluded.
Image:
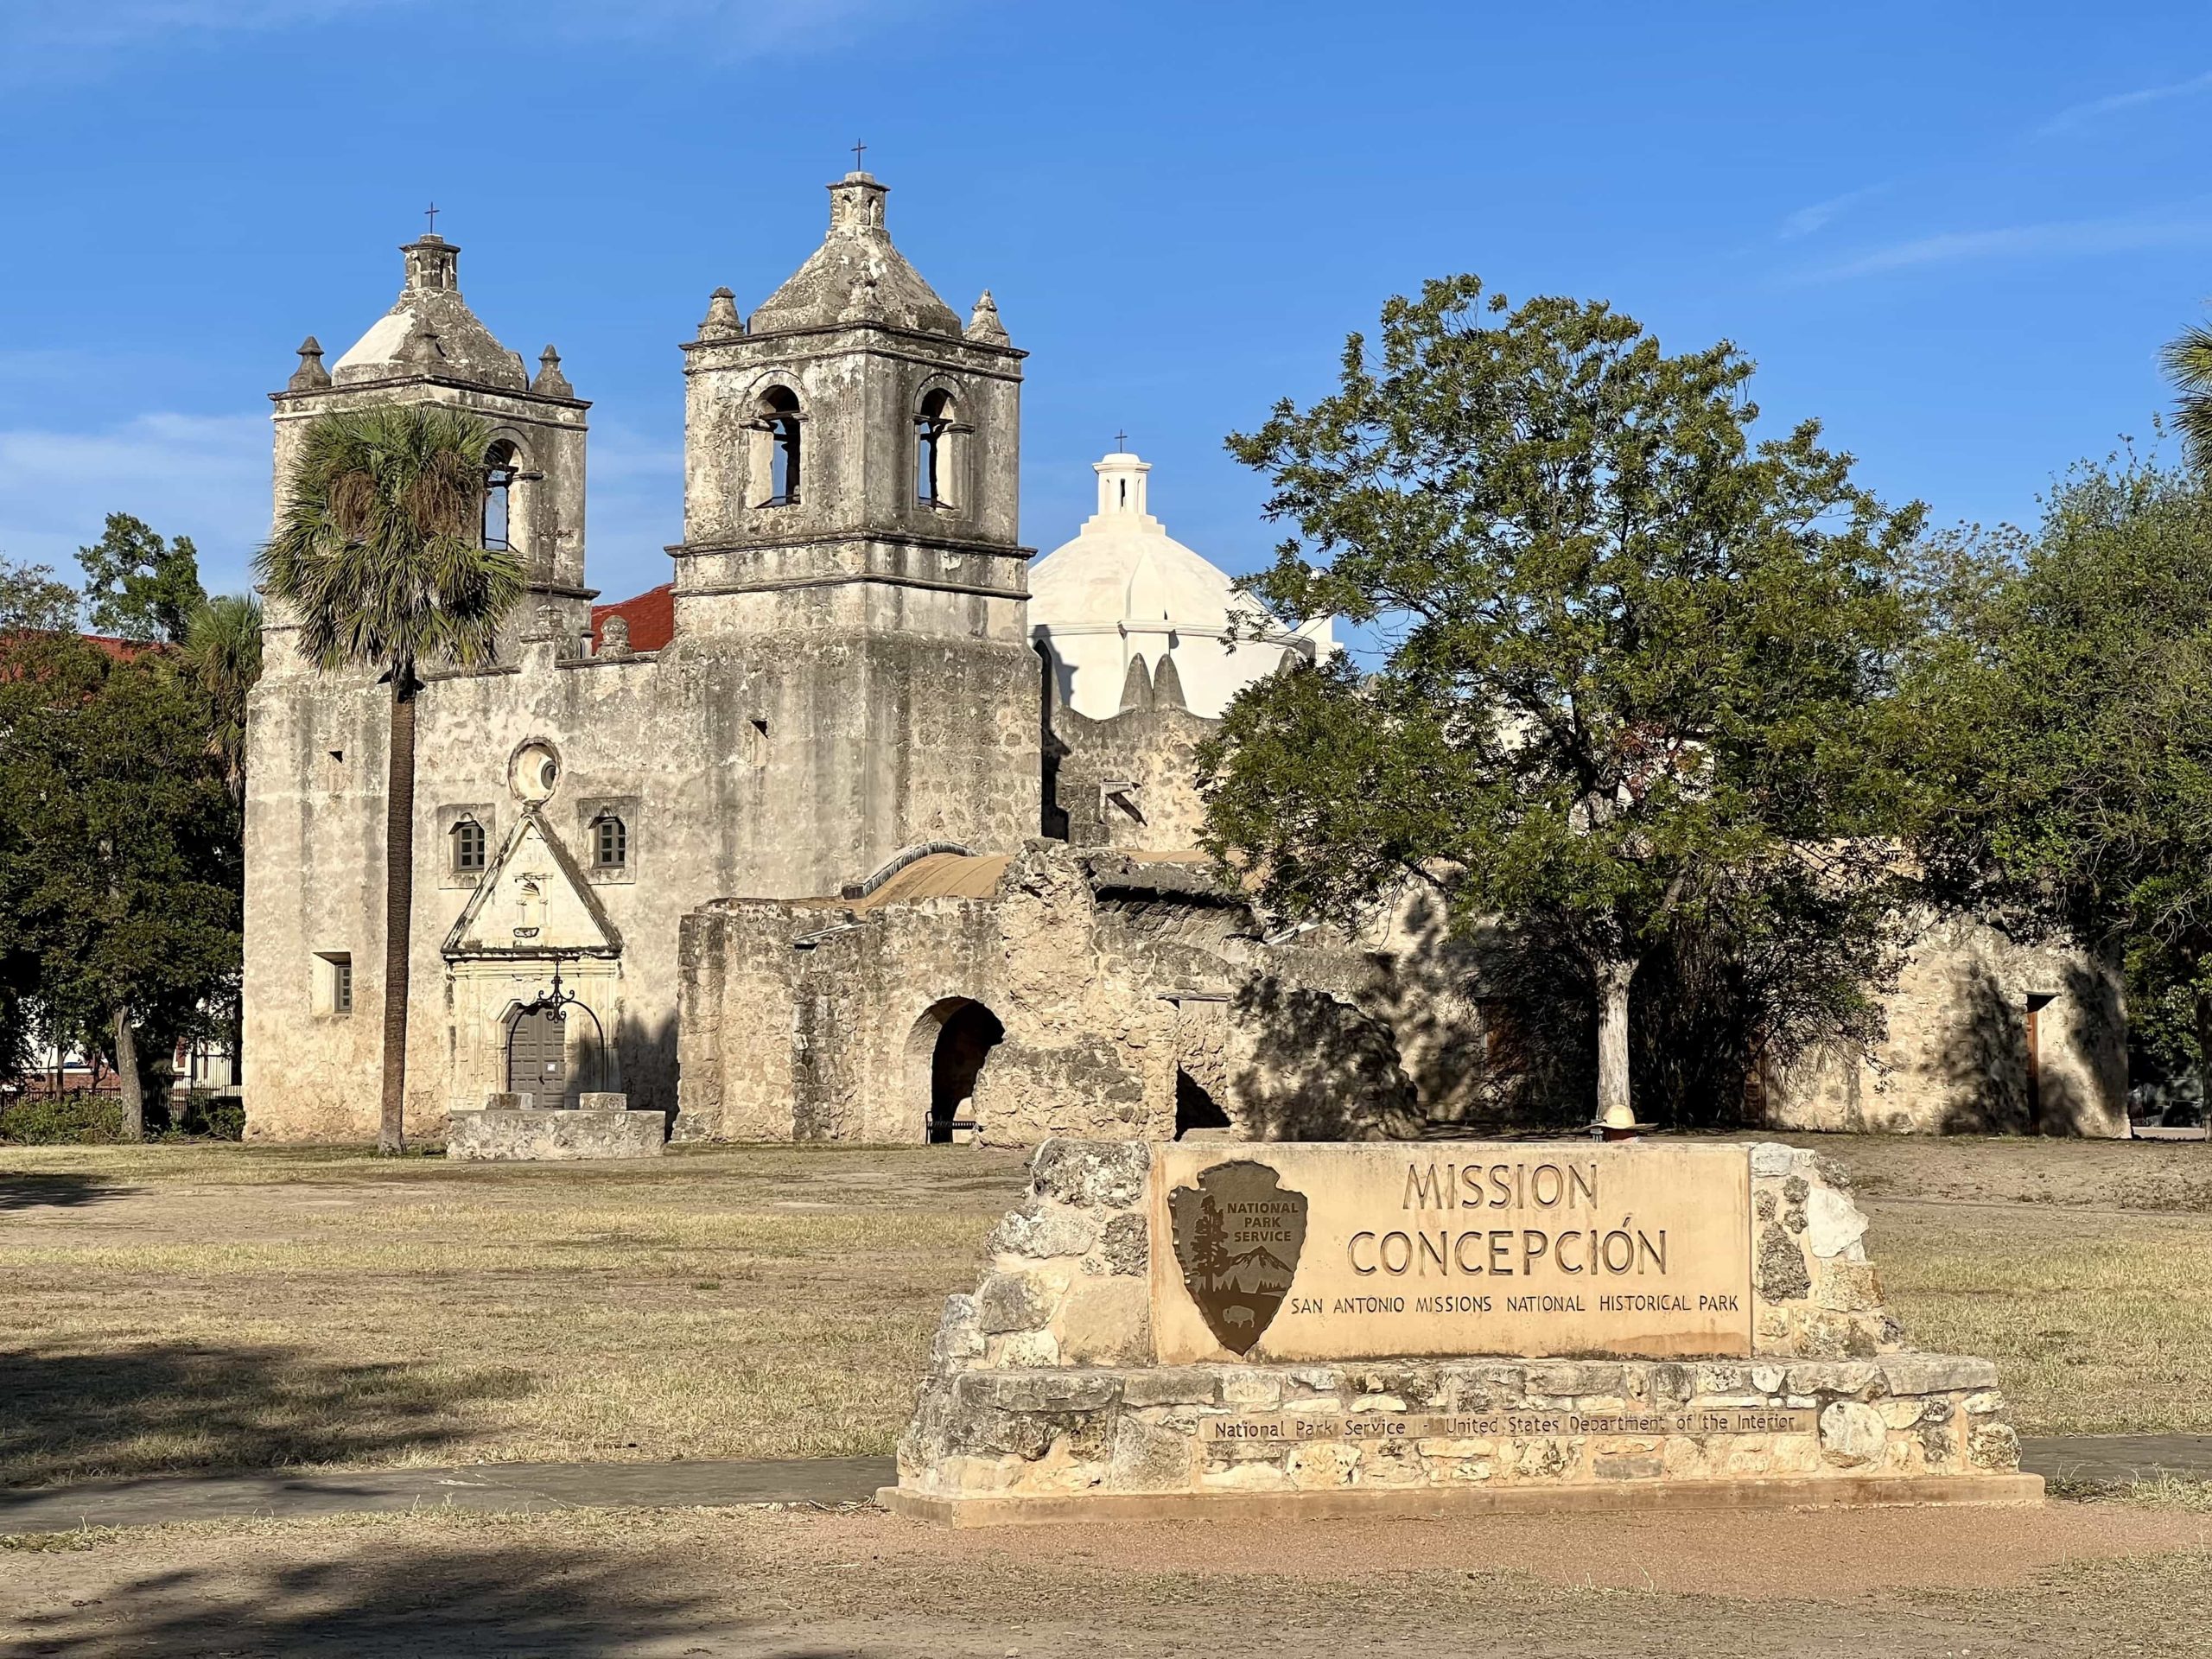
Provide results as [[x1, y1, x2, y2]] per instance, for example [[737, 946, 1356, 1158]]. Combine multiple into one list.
[[241, 172, 2128, 1145]]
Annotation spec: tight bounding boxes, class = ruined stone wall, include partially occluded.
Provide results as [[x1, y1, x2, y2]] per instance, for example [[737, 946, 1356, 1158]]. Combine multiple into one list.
[[1765, 913, 2127, 1137], [1050, 700, 1215, 853], [678, 846, 1182, 1145], [676, 843, 1478, 1148]]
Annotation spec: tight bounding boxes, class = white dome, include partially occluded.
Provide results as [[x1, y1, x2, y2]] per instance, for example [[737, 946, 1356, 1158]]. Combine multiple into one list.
[[1029, 452, 1334, 721]]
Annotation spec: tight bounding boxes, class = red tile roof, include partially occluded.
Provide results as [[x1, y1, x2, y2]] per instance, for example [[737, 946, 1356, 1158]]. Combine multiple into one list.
[[589, 583, 674, 653]]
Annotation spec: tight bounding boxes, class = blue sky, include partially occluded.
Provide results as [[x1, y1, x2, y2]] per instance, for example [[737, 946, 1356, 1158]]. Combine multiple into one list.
[[3, 1, 2210, 608]]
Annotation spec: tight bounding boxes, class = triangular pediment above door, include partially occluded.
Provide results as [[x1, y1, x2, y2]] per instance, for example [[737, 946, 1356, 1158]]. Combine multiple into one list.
[[442, 805, 624, 960]]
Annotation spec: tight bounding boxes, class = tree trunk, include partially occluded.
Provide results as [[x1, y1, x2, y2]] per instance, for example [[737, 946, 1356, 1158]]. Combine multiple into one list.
[[1595, 956, 1637, 1127], [113, 1007, 143, 1141], [378, 681, 417, 1156]]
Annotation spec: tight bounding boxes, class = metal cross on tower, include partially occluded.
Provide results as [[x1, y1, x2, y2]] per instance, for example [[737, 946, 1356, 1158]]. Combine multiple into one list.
[[425, 202, 440, 234], [1115, 429, 1128, 452], [850, 140, 867, 171]]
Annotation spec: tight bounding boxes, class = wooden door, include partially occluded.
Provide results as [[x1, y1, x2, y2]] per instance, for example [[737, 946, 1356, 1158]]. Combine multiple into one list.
[[507, 1007, 569, 1109]]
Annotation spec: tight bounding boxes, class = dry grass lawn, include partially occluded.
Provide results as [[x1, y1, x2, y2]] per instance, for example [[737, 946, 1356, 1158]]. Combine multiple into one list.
[[4, 1131, 2210, 1488], [0, 1144, 1030, 1486]]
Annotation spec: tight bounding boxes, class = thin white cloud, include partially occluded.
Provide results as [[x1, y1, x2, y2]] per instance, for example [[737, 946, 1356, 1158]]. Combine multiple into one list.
[[2038, 68, 2212, 135], [1805, 207, 2212, 282], [2, 0, 918, 60], [0, 412, 269, 595], [1780, 184, 1886, 240]]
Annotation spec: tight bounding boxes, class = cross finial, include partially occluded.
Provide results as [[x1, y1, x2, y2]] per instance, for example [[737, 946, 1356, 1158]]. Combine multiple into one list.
[[1115, 428, 1128, 452], [425, 201, 439, 234], [850, 139, 867, 171]]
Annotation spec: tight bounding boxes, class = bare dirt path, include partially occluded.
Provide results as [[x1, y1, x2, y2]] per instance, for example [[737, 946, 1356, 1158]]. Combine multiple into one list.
[[4, 1500, 2209, 1657]]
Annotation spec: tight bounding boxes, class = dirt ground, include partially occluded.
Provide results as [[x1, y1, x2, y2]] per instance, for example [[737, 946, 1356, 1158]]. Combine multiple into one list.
[[7, 1133, 2212, 1486], [4, 1496, 2210, 1657]]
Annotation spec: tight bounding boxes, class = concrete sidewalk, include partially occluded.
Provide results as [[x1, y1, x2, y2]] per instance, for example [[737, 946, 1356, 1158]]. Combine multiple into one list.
[[2, 1437, 2203, 1535], [0, 1455, 893, 1535]]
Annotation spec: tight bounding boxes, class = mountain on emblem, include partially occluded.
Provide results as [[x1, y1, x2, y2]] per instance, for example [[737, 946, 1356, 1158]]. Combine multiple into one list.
[[1168, 1160, 1307, 1357]]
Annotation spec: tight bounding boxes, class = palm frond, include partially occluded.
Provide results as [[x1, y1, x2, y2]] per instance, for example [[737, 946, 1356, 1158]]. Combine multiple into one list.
[[254, 404, 526, 682], [2161, 323, 2212, 470]]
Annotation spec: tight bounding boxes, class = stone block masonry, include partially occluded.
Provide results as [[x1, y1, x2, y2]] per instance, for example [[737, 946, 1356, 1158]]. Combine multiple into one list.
[[883, 1139, 2037, 1524], [445, 1102, 666, 1160]]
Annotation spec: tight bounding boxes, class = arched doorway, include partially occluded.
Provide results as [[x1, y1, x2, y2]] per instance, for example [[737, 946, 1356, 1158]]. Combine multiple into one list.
[[1175, 1067, 1231, 1138], [913, 998, 1005, 1144], [507, 1004, 569, 1109]]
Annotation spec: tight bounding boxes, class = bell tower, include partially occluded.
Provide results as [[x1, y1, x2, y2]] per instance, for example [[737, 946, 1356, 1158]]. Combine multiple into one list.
[[670, 170, 1039, 880], [673, 169, 1026, 634]]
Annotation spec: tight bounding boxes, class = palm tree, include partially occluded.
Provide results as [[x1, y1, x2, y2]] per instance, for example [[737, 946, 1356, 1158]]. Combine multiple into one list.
[[182, 593, 263, 804], [2163, 321, 2212, 468], [255, 405, 524, 1154]]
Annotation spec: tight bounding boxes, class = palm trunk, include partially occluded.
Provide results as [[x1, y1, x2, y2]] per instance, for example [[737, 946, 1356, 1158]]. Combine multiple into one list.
[[1595, 956, 1637, 1127], [113, 1007, 143, 1141], [378, 679, 417, 1155]]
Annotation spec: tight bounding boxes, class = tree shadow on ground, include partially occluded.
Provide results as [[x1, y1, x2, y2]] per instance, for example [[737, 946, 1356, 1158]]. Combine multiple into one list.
[[6, 1542, 773, 1658], [0, 1173, 138, 1212], [0, 1344, 533, 1493]]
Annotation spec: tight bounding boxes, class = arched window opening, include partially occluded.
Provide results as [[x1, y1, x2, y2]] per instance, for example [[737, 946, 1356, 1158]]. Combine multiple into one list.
[[451, 817, 486, 874], [483, 441, 519, 551], [591, 812, 628, 870], [1175, 1068, 1232, 1139], [915, 388, 958, 509], [757, 386, 802, 507], [918, 998, 1004, 1144]]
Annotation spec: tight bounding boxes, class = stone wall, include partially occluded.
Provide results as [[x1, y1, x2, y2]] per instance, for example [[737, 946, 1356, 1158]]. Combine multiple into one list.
[[676, 842, 1459, 1146], [1048, 679, 1216, 854], [891, 1141, 2030, 1517], [244, 616, 1038, 1143], [1765, 914, 2127, 1138]]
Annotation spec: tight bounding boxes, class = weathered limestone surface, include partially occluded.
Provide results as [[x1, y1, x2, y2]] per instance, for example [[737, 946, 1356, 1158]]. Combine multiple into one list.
[[1768, 913, 2127, 1137], [887, 1141, 2032, 1522], [244, 178, 1037, 1145], [444, 1103, 667, 1160]]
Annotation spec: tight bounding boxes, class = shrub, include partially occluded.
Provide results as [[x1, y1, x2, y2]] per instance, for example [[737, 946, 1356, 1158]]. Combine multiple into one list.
[[0, 1093, 124, 1145], [174, 1090, 245, 1141]]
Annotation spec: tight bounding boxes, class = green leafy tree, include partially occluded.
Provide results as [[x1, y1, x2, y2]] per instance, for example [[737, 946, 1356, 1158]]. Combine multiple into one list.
[[78, 512, 205, 645], [1199, 276, 1928, 1126], [182, 594, 264, 803], [2, 557, 82, 636], [1914, 454, 2212, 1088], [0, 635, 240, 1137], [255, 404, 523, 1154]]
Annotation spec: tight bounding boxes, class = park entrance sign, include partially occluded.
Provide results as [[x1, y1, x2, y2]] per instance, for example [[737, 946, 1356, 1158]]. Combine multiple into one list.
[[885, 1139, 2038, 1525], [1155, 1142, 1752, 1363]]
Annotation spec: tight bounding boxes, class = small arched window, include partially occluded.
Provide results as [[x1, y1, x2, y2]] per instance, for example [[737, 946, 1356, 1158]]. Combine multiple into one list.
[[916, 388, 957, 509], [759, 387, 802, 507], [451, 817, 487, 873], [592, 813, 628, 870], [483, 442, 519, 551]]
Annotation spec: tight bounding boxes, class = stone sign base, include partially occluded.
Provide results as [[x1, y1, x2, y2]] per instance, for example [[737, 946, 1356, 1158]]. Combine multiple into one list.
[[885, 1140, 2040, 1527], [445, 1094, 666, 1161], [886, 1353, 2038, 1525]]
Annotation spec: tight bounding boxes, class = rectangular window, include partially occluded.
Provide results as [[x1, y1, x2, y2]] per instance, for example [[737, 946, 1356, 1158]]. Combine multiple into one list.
[[316, 952, 353, 1016]]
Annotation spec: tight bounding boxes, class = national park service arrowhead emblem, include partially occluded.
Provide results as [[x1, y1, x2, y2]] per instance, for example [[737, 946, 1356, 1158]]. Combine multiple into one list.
[[1168, 1160, 1306, 1357]]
